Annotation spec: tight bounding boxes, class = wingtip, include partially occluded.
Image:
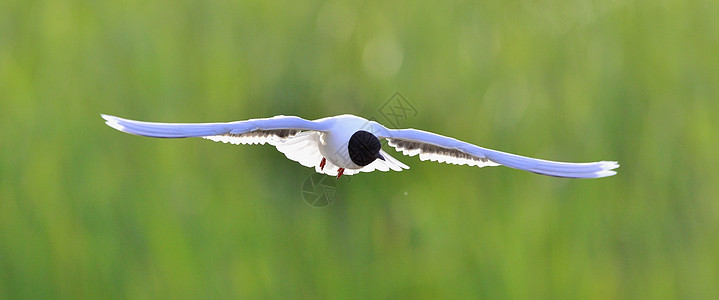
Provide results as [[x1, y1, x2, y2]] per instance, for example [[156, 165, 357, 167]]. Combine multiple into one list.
[[100, 113, 117, 121], [602, 161, 620, 169], [603, 161, 620, 171], [594, 170, 618, 178], [593, 161, 620, 178], [101, 114, 126, 132], [100, 114, 114, 123]]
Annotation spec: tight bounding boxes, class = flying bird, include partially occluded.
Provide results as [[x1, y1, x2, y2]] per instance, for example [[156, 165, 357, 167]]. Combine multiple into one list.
[[102, 114, 619, 179]]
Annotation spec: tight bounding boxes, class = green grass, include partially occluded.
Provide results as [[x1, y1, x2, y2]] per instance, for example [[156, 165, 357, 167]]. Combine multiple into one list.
[[2, 0, 718, 298]]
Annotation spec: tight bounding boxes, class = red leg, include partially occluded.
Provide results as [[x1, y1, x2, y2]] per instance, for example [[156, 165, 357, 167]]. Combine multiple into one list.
[[336, 168, 345, 179], [320, 158, 326, 170]]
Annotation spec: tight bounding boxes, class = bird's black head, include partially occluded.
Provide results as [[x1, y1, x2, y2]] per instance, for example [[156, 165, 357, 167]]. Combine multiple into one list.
[[348, 130, 385, 167]]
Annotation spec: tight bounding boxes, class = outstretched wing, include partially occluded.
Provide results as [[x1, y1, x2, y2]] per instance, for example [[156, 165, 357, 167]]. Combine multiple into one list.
[[370, 123, 619, 178], [102, 114, 408, 176], [101, 114, 329, 146]]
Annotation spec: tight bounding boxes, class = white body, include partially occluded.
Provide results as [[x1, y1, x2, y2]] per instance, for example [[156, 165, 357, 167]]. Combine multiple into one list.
[[317, 115, 376, 169]]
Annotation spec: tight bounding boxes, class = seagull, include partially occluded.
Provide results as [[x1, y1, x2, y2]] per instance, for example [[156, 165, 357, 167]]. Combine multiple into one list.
[[102, 114, 619, 179]]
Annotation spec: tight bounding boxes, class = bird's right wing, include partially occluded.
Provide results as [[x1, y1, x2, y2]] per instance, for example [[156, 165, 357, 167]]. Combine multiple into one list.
[[371, 123, 619, 179], [101, 114, 330, 145]]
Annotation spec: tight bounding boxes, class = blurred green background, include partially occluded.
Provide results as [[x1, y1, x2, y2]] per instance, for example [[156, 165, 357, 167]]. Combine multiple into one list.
[[2, 0, 718, 298]]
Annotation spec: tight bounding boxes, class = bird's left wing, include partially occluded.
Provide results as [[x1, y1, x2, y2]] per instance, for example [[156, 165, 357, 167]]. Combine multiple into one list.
[[371, 123, 619, 178], [102, 114, 330, 145]]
